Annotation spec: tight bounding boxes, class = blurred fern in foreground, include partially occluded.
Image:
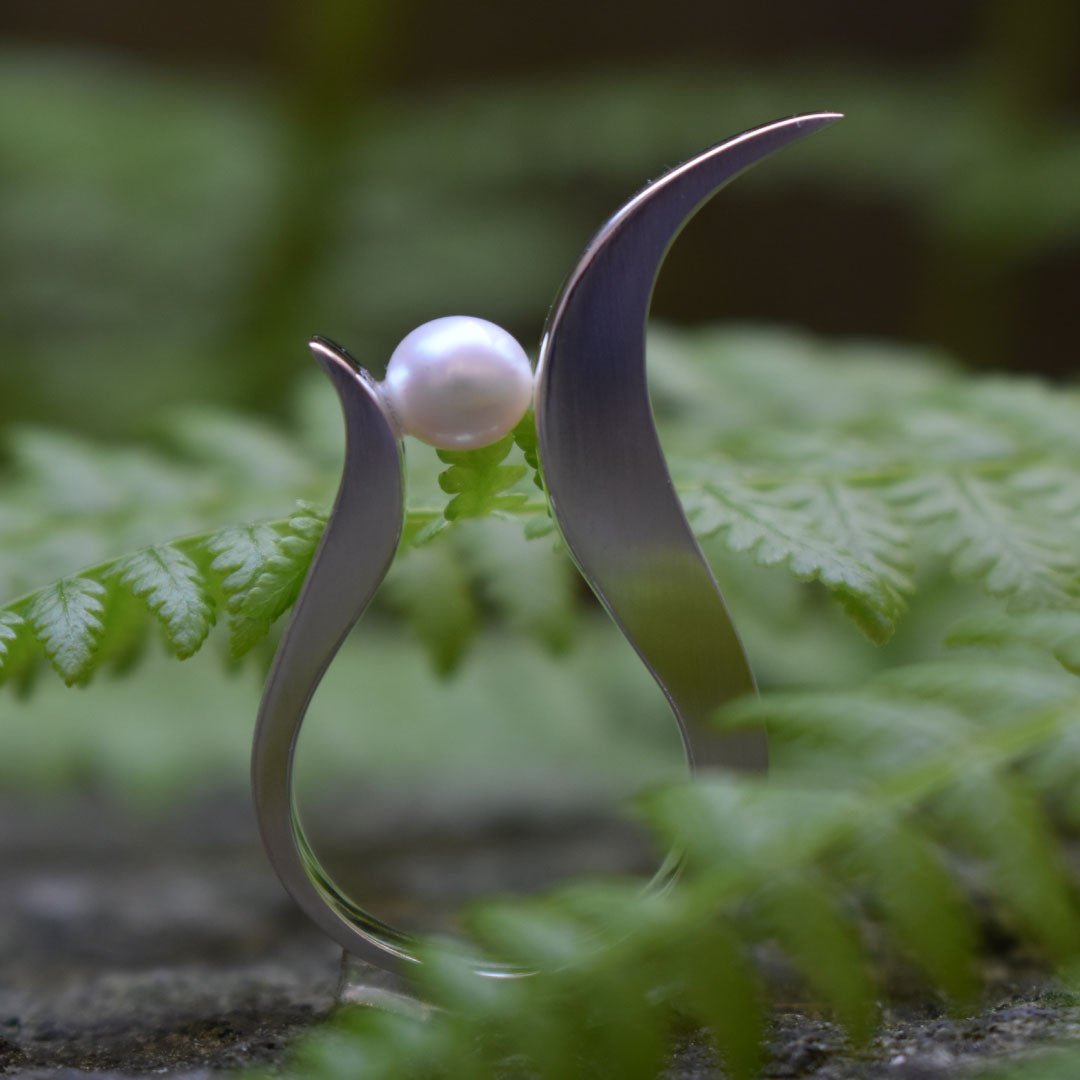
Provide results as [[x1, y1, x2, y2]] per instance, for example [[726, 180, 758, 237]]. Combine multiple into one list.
[[255, 620, 1080, 1080]]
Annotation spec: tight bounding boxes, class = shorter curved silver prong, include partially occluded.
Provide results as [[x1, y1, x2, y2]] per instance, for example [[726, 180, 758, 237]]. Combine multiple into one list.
[[251, 337, 410, 968]]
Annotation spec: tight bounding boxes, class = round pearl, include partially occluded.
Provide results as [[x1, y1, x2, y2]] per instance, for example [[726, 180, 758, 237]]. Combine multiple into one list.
[[381, 316, 533, 451]]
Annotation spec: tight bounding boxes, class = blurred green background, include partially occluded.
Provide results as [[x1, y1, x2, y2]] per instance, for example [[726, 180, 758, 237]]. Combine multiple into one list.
[[1, 0, 1078, 437], [1, 0, 1078, 920]]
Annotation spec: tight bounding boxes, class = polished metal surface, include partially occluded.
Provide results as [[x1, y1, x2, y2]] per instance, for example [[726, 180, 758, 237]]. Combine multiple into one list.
[[251, 338, 413, 968], [252, 114, 841, 975], [536, 113, 841, 774]]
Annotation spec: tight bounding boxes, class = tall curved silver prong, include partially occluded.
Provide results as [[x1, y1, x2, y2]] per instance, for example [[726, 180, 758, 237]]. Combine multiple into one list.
[[536, 113, 842, 773]]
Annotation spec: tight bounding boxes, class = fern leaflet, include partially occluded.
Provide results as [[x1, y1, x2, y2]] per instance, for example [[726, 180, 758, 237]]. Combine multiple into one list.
[[209, 509, 325, 658], [889, 470, 1079, 607], [948, 610, 1080, 676], [436, 432, 528, 520], [26, 576, 106, 685], [114, 545, 214, 659], [6, 326, 1080, 687], [683, 469, 900, 642]]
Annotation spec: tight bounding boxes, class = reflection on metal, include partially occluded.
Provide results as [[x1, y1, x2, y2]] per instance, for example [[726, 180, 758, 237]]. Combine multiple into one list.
[[252, 114, 843, 975]]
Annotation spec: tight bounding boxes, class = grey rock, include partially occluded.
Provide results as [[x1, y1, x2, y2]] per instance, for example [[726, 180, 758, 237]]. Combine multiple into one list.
[[4, 793, 1080, 1077]]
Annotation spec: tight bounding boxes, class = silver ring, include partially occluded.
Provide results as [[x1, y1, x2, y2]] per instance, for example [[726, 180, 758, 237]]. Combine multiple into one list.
[[252, 113, 842, 975]]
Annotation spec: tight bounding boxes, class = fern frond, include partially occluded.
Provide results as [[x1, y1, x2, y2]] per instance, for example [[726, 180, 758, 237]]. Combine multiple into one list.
[[511, 409, 545, 491], [436, 432, 529, 521], [947, 610, 1080, 675], [0, 609, 37, 693], [716, 663, 1080, 963], [0, 514, 307, 688], [272, 760, 1012, 1080], [683, 470, 902, 642], [7, 326, 1080, 689], [889, 470, 1079, 607], [211, 509, 325, 659], [0, 609, 22, 663]]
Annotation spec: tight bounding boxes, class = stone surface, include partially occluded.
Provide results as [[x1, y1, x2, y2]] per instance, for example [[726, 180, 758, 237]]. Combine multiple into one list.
[[3, 793, 1080, 1078]]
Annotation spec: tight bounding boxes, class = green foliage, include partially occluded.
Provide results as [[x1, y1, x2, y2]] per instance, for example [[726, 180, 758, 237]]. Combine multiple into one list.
[[436, 431, 529, 520], [116, 545, 214, 659], [5, 327, 1080, 687], [948, 610, 1080, 675], [26, 576, 106, 685], [243, 618, 1080, 1080], [684, 469, 911, 642], [6, 326, 1080, 1076], [210, 509, 324, 658], [382, 538, 478, 676], [892, 469, 1078, 607]]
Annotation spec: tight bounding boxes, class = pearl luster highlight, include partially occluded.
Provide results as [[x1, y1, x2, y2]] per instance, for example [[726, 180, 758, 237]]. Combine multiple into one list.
[[381, 316, 534, 451]]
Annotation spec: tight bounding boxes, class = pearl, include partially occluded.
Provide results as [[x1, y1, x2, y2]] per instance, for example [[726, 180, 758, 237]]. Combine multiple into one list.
[[381, 316, 534, 451]]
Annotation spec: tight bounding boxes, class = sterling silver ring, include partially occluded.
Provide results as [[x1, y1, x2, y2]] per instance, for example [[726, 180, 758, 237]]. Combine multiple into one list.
[[252, 113, 842, 975]]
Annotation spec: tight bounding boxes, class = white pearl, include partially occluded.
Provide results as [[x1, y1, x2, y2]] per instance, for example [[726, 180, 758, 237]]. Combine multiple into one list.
[[381, 316, 534, 451]]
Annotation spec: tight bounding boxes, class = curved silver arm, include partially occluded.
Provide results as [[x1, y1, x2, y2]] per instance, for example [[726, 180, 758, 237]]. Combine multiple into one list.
[[251, 338, 413, 967], [536, 113, 841, 773]]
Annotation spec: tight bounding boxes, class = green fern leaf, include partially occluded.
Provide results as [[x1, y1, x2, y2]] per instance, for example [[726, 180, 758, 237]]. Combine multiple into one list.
[[889, 470, 1079, 607], [684, 470, 897, 642], [842, 812, 979, 1004], [947, 610, 1080, 675], [0, 615, 37, 692], [779, 477, 913, 606], [436, 433, 528, 520], [716, 668, 1080, 965], [26, 576, 106, 684], [667, 917, 765, 1080], [523, 512, 556, 539], [0, 609, 38, 693], [512, 409, 545, 490], [466, 905, 585, 1077], [115, 544, 214, 659], [471, 898, 670, 1080], [0, 609, 21, 663], [207, 524, 285, 596], [759, 873, 878, 1042], [967, 377, 1080, 459], [643, 781, 879, 1036], [209, 511, 324, 658]]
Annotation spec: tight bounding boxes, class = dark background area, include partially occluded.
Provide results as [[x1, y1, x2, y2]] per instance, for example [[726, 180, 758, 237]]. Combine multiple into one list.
[[0, 0, 1077, 439]]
